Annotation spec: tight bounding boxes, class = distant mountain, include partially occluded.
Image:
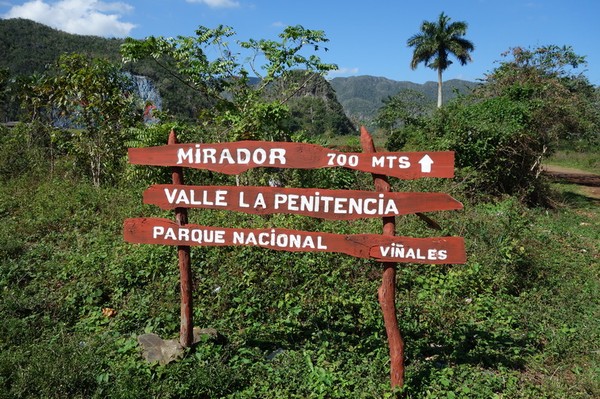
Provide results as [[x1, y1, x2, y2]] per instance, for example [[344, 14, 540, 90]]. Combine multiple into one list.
[[330, 75, 479, 123]]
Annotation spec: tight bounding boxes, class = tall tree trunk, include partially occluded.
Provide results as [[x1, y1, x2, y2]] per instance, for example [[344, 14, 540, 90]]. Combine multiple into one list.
[[437, 68, 443, 108]]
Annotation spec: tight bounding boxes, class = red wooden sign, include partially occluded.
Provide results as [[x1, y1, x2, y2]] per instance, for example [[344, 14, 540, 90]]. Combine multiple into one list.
[[128, 141, 455, 179], [142, 185, 463, 220], [124, 218, 467, 264]]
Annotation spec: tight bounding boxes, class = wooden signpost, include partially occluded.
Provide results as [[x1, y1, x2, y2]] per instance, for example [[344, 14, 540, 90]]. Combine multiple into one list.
[[124, 127, 466, 390], [142, 185, 463, 219], [128, 140, 455, 179], [124, 218, 466, 264]]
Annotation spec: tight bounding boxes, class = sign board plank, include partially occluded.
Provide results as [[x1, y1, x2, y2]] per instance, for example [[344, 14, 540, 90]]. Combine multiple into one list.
[[124, 218, 466, 264], [143, 185, 463, 220], [128, 141, 454, 179]]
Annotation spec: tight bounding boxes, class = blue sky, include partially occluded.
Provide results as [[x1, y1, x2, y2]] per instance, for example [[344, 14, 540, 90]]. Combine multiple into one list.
[[2, 0, 599, 85]]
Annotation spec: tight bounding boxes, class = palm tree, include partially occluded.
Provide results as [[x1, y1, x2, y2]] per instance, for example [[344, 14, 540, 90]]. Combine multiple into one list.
[[407, 12, 474, 108]]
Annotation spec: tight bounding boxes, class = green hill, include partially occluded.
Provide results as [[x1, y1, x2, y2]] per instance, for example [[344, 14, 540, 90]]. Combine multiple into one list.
[[0, 18, 123, 75], [330, 75, 478, 122]]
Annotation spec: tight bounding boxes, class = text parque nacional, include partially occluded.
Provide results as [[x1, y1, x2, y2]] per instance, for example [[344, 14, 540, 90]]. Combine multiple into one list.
[[123, 218, 465, 263]]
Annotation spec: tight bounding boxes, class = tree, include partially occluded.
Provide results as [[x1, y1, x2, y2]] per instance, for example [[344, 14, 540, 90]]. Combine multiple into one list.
[[0, 68, 9, 122], [49, 54, 138, 186], [375, 89, 431, 150], [121, 25, 337, 141], [375, 89, 430, 134], [407, 12, 474, 108], [477, 45, 598, 148]]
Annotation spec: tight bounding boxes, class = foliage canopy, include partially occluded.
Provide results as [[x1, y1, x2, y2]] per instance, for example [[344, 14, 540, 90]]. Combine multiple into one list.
[[121, 25, 339, 141]]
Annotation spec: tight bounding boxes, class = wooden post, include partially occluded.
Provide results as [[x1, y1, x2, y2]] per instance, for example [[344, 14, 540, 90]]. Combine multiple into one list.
[[360, 126, 405, 388], [168, 129, 194, 348]]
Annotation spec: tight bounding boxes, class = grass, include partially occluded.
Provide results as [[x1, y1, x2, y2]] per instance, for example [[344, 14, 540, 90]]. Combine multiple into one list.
[[0, 160, 599, 397], [545, 149, 600, 174]]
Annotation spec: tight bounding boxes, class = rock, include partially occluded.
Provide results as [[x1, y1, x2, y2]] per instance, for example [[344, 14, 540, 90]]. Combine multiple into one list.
[[137, 328, 226, 365], [137, 333, 184, 365]]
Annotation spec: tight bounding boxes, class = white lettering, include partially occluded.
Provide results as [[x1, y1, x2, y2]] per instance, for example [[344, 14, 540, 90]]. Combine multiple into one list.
[[253, 193, 266, 208], [177, 148, 193, 165], [252, 149, 266, 164], [384, 200, 399, 214], [379, 244, 447, 260], [175, 145, 288, 166], [371, 155, 411, 169], [219, 149, 235, 164], [153, 226, 165, 238], [176, 189, 190, 205], [287, 194, 299, 211], [164, 188, 177, 204], [380, 245, 391, 257], [273, 194, 286, 209], [317, 236, 327, 249], [289, 234, 301, 248], [163, 188, 228, 207], [398, 156, 410, 169], [215, 190, 227, 206], [179, 228, 189, 241], [372, 155, 385, 168], [237, 149, 251, 164], [239, 192, 250, 208], [262, 192, 400, 216], [270, 149, 287, 165], [327, 153, 336, 165], [228, 231, 327, 250], [165, 228, 176, 240], [204, 148, 217, 164], [151, 225, 227, 245], [363, 199, 377, 215], [258, 232, 270, 246], [233, 232, 244, 244], [303, 236, 315, 248]]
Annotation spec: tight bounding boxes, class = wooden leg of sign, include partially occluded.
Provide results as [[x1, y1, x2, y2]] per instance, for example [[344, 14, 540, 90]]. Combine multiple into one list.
[[360, 126, 405, 389], [177, 244, 193, 348], [379, 264, 404, 388], [169, 130, 194, 348]]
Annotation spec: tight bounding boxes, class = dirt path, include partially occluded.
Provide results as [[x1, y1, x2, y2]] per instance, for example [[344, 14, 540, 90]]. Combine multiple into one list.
[[542, 164, 600, 200]]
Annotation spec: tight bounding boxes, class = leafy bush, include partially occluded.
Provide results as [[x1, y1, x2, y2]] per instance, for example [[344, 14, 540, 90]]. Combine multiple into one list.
[[386, 45, 599, 204]]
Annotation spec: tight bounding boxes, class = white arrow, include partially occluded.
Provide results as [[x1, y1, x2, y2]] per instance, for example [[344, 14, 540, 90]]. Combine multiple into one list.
[[418, 154, 434, 173]]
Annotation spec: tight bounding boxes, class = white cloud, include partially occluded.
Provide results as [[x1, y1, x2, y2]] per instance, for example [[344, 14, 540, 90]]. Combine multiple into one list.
[[326, 67, 360, 79], [2, 0, 135, 37], [186, 0, 240, 8]]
